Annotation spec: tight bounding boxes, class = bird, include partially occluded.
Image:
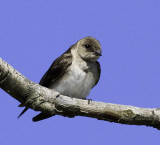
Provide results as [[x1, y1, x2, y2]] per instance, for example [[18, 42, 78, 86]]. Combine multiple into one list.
[[18, 36, 102, 121]]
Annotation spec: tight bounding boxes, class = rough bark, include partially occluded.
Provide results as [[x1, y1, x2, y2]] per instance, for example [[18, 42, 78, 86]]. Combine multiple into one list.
[[0, 58, 160, 130]]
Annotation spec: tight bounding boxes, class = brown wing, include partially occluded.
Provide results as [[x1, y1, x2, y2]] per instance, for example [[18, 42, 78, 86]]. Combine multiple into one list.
[[39, 46, 73, 87], [33, 47, 73, 122], [92, 61, 101, 88], [18, 46, 73, 120]]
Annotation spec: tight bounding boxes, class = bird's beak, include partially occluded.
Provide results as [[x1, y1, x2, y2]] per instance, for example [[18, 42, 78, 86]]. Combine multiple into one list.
[[94, 51, 102, 56]]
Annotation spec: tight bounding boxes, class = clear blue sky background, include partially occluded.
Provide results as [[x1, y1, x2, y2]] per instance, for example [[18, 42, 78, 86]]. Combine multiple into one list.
[[0, 0, 160, 145]]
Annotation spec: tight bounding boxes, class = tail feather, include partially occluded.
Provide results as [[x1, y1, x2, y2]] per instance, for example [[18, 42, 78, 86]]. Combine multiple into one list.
[[32, 113, 53, 122], [17, 107, 29, 118]]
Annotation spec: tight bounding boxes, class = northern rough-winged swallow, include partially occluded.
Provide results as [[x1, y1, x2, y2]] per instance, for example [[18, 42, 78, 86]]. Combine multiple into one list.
[[18, 36, 102, 121]]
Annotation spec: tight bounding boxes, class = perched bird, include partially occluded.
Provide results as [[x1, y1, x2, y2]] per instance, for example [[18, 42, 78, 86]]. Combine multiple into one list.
[[18, 36, 102, 121]]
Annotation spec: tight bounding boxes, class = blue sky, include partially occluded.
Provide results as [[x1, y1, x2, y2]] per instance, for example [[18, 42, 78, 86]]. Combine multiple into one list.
[[0, 0, 160, 145]]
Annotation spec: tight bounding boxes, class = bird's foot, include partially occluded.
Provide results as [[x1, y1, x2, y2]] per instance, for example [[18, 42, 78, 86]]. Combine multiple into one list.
[[87, 99, 92, 104]]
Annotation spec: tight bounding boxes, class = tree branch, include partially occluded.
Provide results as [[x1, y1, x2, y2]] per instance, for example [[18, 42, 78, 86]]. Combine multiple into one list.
[[0, 58, 160, 130]]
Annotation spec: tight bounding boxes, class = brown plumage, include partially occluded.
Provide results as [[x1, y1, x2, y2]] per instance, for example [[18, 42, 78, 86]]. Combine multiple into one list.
[[18, 36, 101, 121]]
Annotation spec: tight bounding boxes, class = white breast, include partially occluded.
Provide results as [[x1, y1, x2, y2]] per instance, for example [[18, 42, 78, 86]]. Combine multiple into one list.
[[49, 49, 96, 99]]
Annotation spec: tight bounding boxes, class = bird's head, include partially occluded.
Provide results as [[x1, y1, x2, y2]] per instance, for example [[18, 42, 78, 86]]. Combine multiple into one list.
[[76, 36, 102, 62]]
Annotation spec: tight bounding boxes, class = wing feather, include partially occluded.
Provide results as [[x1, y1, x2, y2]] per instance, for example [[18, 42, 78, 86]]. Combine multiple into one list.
[[39, 46, 73, 87], [93, 61, 101, 88]]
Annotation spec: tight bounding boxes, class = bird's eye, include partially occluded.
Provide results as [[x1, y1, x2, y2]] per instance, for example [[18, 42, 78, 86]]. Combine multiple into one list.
[[84, 44, 91, 49]]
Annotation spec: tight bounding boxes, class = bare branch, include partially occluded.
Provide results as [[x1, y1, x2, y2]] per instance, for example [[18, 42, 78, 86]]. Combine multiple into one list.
[[0, 58, 160, 130]]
